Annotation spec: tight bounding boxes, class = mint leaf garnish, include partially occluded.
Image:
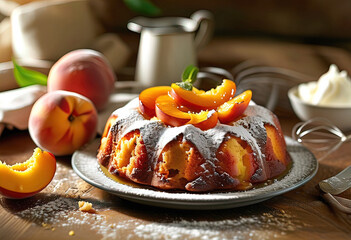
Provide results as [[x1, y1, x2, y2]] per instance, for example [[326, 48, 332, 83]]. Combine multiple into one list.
[[175, 65, 199, 91], [13, 59, 48, 87], [182, 65, 199, 84], [123, 0, 161, 16], [176, 82, 193, 91]]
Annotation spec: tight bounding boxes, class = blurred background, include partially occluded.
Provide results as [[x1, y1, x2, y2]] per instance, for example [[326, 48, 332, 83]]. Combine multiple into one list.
[[92, 0, 351, 76], [93, 0, 351, 41], [1, 0, 351, 82]]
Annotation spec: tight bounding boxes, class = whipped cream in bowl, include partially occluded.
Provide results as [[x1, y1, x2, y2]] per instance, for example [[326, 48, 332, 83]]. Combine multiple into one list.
[[288, 64, 351, 132], [298, 65, 351, 107]]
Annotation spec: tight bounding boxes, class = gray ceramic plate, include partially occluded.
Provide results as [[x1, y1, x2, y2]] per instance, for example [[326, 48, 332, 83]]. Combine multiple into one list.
[[72, 137, 318, 210]]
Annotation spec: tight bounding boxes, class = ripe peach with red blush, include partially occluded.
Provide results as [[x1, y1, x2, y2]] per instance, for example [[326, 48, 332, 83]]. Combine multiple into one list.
[[47, 49, 116, 111], [28, 90, 98, 156]]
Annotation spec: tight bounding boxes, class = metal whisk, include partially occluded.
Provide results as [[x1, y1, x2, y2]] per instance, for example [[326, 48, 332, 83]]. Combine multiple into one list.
[[292, 118, 351, 161], [231, 60, 314, 112], [293, 118, 351, 211]]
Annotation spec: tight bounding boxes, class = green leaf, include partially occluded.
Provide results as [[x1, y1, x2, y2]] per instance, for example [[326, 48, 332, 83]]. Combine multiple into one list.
[[176, 82, 193, 91], [182, 65, 199, 84], [123, 0, 161, 16], [174, 65, 199, 91], [13, 59, 48, 87]]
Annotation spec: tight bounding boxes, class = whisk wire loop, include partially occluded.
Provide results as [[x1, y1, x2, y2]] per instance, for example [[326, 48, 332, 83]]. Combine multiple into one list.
[[292, 118, 350, 160]]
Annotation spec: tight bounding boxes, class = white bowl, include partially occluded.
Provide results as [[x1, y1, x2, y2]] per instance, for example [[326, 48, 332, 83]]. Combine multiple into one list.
[[288, 86, 351, 132]]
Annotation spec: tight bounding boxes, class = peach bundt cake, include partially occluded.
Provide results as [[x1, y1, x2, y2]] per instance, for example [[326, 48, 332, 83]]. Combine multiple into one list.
[[97, 68, 291, 192]]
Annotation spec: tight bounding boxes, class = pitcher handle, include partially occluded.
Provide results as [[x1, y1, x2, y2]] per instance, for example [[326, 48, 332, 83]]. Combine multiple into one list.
[[127, 17, 150, 33], [191, 10, 214, 50]]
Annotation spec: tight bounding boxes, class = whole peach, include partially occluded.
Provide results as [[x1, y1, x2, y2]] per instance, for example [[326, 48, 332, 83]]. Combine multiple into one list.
[[28, 90, 98, 156], [47, 49, 116, 111]]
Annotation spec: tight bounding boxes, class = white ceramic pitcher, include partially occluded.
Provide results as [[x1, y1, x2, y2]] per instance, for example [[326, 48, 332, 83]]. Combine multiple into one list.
[[128, 10, 214, 87]]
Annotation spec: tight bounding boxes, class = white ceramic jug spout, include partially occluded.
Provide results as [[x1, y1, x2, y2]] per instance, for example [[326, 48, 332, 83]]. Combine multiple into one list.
[[128, 10, 214, 87]]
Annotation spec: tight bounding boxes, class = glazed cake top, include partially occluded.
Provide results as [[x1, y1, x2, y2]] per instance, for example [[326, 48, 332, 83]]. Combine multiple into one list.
[[108, 98, 280, 183]]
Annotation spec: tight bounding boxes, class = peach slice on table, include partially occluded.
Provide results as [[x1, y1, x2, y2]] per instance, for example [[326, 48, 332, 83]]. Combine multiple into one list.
[[0, 148, 56, 199], [155, 95, 218, 130], [138, 86, 172, 118], [170, 79, 236, 111], [217, 90, 252, 124]]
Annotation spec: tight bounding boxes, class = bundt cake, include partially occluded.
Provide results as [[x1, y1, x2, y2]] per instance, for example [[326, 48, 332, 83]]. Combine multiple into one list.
[[97, 76, 291, 192]]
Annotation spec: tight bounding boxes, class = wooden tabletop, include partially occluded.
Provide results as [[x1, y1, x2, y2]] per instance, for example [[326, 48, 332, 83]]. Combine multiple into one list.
[[1, 37, 351, 240], [1, 117, 351, 240]]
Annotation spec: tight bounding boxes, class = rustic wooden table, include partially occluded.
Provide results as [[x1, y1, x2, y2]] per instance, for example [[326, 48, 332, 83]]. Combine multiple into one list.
[[1, 117, 351, 240], [1, 37, 351, 239]]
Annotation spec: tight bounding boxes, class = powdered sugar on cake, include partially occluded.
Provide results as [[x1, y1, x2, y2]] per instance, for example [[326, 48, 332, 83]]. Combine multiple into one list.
[[105, 98, 282, 188]]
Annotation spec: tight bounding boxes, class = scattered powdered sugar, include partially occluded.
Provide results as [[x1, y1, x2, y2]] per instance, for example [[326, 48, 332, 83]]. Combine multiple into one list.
[[0, 95, 316, 240], [8, 162, 122, 237], [16, 197, 88, 224], [9, 163, 112, 233], [13, 196, 120, 237], [14, 194, 308, 240], [10, 191, 309, 240], [12, 99, 311, 239], [132, 208, 308, 240], [4, 140, 314, 240]]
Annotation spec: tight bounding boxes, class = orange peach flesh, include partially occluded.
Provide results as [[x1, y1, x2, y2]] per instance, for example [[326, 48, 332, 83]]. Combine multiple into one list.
[[266, 125, 288, 165], [139, 86, 172, 118], [0, 148, 56, 198], [217, 90, 252, 124], [170, 79, 236, 110], [155, 94, 218, 130]]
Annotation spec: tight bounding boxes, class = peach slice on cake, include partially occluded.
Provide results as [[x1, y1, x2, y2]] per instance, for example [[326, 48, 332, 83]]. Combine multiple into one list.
[[155, 95, 218, 130], [217, 90, 252, 123], [170, 79, 236, 111], [138, 86, 172, 118]]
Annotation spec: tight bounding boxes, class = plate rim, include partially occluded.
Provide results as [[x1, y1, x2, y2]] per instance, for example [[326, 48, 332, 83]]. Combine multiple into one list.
[[72, 136, 318, 209]]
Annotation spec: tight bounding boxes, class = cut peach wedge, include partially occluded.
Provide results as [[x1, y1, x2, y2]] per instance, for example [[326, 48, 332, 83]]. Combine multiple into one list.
[[155, 95, 218, 130], [138, 86, 172, 118], [217, 90, 252, 124], [191, 110, 219, 131], [0, 148, 56, 199], [170, 79, 236, 111]]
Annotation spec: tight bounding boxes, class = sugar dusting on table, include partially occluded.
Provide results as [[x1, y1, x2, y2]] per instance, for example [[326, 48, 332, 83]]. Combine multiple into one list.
[[17, 204, 307, 240], [131, 209, 308, 240], [9, 152, 311, 240], [14, 196, 307, 240]]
